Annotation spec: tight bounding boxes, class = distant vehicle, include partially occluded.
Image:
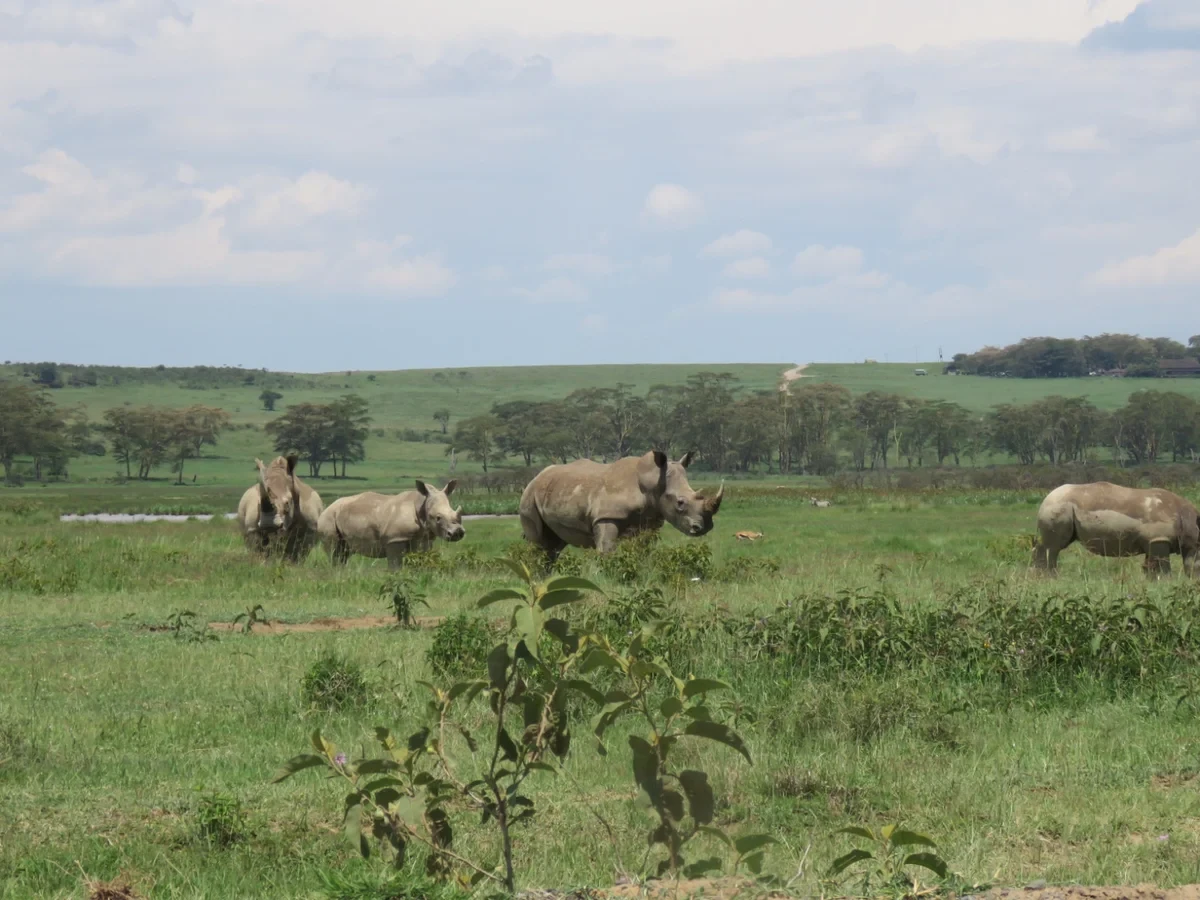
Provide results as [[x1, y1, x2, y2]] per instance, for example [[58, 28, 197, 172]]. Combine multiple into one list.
[[914, 368, 927, 376]]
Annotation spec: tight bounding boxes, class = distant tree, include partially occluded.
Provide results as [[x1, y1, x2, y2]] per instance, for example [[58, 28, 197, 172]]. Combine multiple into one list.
[[328, 394, 372, 477], [99, 406, 175, 479], [259, 390, 283, 411], [492, 400, 545, 466], [432, 408, 451, 434], [452, 415, 505, 472], [33, 362, 62, 389], [170, 405, 231, 484], [266, 402, 336, 477], [0, 383, 71, 482]]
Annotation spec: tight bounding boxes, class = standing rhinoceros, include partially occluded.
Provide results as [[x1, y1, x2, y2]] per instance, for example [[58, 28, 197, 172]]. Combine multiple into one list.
[[236, 455, 325, 562], [317, 480, 464, 569], [519, 450, 723, 564], [1031, 481, 1200, 577]]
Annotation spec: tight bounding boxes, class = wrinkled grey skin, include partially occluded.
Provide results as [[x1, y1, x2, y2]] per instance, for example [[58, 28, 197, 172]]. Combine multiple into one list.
[[317, 479, 465, 570], [235, 455, 324, 562], [519, 449, 724, 565], [1032, 481, 1200, 578]]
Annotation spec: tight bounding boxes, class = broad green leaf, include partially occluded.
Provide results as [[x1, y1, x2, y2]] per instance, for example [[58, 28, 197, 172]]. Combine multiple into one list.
[[682, 678, 731, 698], [493, 557, 532, 583], [682, 858, 723, 879], [660, 696, 684, 719], [565, 679, 605, 704], [734, 833, 778, 856], [579, 648, 621, 673], [487, 644, 510, 690], [354, 759, 402, 776], [544, 575, 605, 595], [344, 803, 363, 854], [362, 777, 405, 794], [829, 848, 873, 876], [661, 788, 685, 822], [448, 679, 488, 706], [742, 851, 767, 875], [628, 735, 660, 799], [538, 589, 585, 611], [903, 852, 949, 878], [697, 825, 733, 848], [678, 770, 714, 825], [310, 729, 327, 755], [498, 727, 519, 762], [683, 720, 752, 764], [477, 588, 525, 608], [880, 823, 895, 841], [888, 829, 937, 849], [514, 605, 543, 657], [271, 754, 326, 782], [836, 825, 876, 842], [394, 796, 425, 827], [631, 659, 669, 681]]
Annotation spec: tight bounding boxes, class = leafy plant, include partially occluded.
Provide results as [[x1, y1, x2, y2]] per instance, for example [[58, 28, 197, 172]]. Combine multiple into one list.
[[232, 603, 266, 635], [194, 790, 248, 847], [166, 609, 217, 643], [302, 652, 370, 711], [828, 823, 949, 894], [582, 622, 774, 879], [381, 577, 429, 628], [425, 613, 493, 677]]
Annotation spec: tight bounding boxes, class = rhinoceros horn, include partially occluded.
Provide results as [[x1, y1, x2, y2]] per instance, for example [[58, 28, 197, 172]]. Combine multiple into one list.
[[705, 481, 725, 515]]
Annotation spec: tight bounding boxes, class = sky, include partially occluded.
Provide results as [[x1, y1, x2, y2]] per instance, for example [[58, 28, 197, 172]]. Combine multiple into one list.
[[2, 0, 1200, 371]]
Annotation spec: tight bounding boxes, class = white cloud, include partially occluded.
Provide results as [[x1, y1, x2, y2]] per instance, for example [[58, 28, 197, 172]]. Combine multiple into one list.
[[1046, 125, 1110, 152], [481, 264, 509, 281], [176, 163, 197, 185], [641, 254, 672, 273], [241, 171, 368, 231], [513, 277, 588, 303], [363, 255, 457, 295], [641, 183, 703, 229], [542, 252, 616, 276], [1090, 228, 1200, 287], [722, 256, 771, 279], [702, 229, 772, 258], [862, 128, 929, 168], [791, 244, 866, 278]]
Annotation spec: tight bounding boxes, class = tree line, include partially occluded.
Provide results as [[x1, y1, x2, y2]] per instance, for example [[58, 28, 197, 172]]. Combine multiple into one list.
[[950, 333, 1200, 378], [448, 374, 1200, 474]]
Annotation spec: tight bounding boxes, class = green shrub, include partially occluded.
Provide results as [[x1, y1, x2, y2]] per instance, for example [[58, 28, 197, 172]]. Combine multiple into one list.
[[598, 530, 660, 583], [652, 541, 713, 583], [302, 652, 369, 711], [194, 791, 248, 847], [425, 613, 493, 677], [714, 555, 781, 582]]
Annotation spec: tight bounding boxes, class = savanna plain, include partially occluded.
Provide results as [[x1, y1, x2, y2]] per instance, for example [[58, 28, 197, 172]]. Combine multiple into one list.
[[7, 489, 1200, 900]]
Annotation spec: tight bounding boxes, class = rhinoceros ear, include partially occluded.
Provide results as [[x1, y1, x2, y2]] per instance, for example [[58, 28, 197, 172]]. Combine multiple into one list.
[[285, 454, 298, 477], [678, 451, 694, 469], [652, 450, 668, 469], [415, 480, 430, 497], [443, 479, 458, 497], [255, 458, 265, 472]]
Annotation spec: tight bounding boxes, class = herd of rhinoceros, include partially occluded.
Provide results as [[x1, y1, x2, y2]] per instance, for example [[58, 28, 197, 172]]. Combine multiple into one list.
[[236, 452, 1200, 579]]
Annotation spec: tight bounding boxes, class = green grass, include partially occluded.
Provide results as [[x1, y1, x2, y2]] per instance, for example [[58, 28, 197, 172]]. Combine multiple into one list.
[[6, 493, 1200, 898], [805, 362, 1200, 412]]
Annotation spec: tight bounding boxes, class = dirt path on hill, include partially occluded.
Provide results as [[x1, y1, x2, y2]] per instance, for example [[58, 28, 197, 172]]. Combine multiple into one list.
[[779, 363, 810, 391]]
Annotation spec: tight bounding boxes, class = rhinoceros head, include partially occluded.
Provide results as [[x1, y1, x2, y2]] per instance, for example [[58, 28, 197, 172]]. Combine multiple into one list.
[[647, 450, 724, 538], [255, 455, 299, 531], [416, 479, 465, 542]]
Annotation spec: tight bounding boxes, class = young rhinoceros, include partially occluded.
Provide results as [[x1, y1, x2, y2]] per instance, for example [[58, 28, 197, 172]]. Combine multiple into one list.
[[1032, 481, 1200, 578], [317, 480, 464, 569], [236, 454, 325, 562], [519, 450, 723, 565]]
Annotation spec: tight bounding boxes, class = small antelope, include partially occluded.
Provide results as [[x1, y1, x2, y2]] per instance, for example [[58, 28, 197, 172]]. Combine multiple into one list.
[[734, 530, 763, 541], [809, 496, 832, 508]]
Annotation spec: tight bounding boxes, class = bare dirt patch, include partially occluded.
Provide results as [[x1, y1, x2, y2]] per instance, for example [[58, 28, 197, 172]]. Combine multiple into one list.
[[980, 886, 1200, 900], [206, 615, 447, 634], [778, 363, 810, 391], [529, 883, 1200, 900]]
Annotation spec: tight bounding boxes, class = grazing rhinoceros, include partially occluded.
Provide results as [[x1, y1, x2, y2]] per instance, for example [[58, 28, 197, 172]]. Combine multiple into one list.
[[317, 480, 464, 569], [1031, 481, 1200, 577], [236, 455, 325, 562], [519, 450, 723, 564]]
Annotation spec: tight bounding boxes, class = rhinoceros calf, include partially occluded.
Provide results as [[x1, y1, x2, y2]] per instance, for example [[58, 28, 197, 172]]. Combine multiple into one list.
[[519, 450, 723, 563], [236, 455, 325, 562], [1032, 481, 1200, 577], [317, 480, 464, 569]]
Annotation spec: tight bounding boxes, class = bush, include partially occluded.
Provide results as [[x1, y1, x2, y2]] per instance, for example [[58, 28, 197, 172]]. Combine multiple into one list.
[[598, 530, 660, 583], [426, 613, 493, 677], [652, 541, 713, 583], [302, 652, 369, 711], [194, 791, 248, 847]]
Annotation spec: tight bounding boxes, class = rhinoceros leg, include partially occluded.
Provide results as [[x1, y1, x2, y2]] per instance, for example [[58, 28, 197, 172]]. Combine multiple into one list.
[[519, 504, 567, 568], [385, 541, 413, 571], [593, 521, 621, 554], [1144, 539, 1171, 578]]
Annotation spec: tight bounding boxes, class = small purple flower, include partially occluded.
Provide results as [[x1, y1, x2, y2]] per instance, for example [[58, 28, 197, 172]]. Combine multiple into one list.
[[334, 753, 347, 767], [1158, 834, 1169, 842]]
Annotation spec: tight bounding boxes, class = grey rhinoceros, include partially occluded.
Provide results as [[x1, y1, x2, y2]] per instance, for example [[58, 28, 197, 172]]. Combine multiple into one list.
[[518, 450, 723, 564], [1031, 481, 1200, 577], [317, 480, 464, 569], [236, 455, 325, 562]]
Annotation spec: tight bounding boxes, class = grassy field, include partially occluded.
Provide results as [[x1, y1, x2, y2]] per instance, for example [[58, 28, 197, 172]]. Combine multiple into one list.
[[5, 488, 1200, 899]]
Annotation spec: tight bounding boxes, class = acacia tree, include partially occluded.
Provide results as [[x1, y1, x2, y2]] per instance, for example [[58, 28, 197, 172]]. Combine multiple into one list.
[[259, 390, 283, 411], [0, 383, 73, 483], [433, 408, 451, 434], [452, 415, 505, 472], [329, 394, 372, 477], [170, 405, 231, 484], [266, 402, 337, 477]]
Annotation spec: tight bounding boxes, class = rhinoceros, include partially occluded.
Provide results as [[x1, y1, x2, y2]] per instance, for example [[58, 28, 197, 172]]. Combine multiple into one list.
[[1031, 481, 1200, 577], [519, 450, 723, 563], [317, 479, 465, 568], [236, 455, 325, 562]]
